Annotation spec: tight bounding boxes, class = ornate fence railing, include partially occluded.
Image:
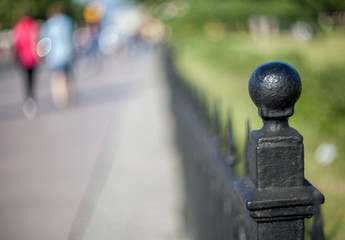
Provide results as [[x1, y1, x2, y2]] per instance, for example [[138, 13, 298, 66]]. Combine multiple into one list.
[[164, 51, 325, 240]]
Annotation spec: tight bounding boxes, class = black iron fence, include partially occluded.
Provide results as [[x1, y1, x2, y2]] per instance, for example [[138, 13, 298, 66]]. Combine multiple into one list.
[[164, 51, 325, 240]]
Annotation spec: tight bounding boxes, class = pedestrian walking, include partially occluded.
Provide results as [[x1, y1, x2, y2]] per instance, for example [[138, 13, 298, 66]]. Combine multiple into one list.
[[41, 3, 74, 109], [12, 13, 40, 118]]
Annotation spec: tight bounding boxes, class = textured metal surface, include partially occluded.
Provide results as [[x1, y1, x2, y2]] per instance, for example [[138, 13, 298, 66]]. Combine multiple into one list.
[[249, 62, 301, 119]]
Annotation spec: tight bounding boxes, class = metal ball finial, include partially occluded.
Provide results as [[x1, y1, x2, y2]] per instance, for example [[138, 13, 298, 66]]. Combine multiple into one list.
[[248, 62, 301, 120]]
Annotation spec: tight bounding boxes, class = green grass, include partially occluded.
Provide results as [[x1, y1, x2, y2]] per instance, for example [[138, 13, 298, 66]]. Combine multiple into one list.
[[169, 31, 345, 239]]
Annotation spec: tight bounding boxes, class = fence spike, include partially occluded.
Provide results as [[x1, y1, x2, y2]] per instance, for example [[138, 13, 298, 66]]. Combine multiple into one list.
[[200, 91, 207, 121], [311, 193, 325, 240], [196, 88, 203, 113], [205, 96, 212, 128], [183, 78, 190, 98], [190, 85, 196, 107], [193, 86, 199, 109], [213, 100, 221, 137], [186, 81, 192, 101], [220, 109, 228, 149], [225, 109, 238, 166], [227, 109, 235, 152], [244, 119, 250, 176]]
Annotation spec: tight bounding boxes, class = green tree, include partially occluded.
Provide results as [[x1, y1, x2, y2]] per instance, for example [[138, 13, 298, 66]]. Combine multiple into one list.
[[0, 0, 83, 30]]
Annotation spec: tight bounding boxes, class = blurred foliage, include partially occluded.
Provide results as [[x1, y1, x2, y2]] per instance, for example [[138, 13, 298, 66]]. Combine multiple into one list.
[[0, 0, 84, 29], [137, 0, 345, 36]]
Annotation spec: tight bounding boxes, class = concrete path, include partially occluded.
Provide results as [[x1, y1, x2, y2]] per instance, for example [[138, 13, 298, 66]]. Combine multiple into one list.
[[0, 50, 187, 240]]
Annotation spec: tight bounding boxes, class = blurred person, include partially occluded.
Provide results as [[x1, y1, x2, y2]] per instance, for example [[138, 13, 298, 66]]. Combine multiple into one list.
[[138, 17, 165, 46], [12, 13, 40, 118], [126, 12, 164, 58], [83, 2, 105, 59], [40, 3, 74, 109]]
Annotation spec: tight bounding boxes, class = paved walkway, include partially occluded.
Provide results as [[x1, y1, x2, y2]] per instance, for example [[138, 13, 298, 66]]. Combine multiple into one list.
[[0, 50, 187, 240]]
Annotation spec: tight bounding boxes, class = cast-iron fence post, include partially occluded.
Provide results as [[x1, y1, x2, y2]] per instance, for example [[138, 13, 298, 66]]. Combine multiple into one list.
[[234, 62, 324, 239]]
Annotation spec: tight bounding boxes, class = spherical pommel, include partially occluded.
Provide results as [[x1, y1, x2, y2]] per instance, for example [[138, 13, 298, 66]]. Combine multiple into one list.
[[248, 62, 301, 119]]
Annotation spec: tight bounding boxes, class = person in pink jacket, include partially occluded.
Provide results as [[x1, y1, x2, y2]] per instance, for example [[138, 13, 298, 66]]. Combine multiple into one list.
[[12, 14, 40, 118]]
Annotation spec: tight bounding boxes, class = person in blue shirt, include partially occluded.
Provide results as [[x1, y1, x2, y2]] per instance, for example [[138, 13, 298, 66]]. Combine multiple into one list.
[[41, 3, 74, 109]]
